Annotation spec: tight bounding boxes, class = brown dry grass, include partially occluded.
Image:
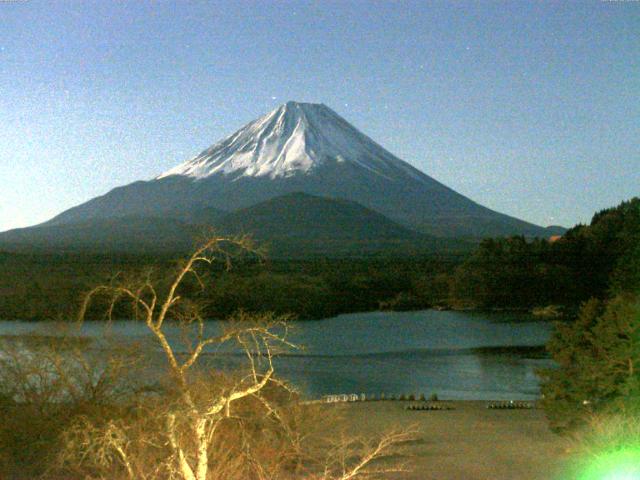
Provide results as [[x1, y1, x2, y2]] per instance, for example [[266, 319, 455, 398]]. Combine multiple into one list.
[[321, 401, 570, 480]]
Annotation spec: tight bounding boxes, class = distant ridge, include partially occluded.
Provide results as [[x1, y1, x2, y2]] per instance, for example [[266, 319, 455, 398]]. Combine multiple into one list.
[[219, 192, 420, 240], [0, 216, 197, 253], [0, 193, 467, 257]]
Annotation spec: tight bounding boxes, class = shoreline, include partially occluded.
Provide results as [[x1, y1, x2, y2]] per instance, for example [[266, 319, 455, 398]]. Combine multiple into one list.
[[304, 398, 541, 405], [0, 308, 560, 323]]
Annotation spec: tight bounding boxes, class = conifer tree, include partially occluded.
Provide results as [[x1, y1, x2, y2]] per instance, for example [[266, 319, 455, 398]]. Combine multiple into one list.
[[539, 294, 640, 431]]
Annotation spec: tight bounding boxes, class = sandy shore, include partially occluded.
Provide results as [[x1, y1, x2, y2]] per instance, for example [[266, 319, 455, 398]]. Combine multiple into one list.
[[320, 401, 570, 480]]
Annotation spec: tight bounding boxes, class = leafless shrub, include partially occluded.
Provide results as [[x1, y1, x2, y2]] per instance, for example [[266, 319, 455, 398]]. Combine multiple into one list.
[[316, 428, 418, 480], [2, 235, 417, 479], [0, 332, 144, 479]]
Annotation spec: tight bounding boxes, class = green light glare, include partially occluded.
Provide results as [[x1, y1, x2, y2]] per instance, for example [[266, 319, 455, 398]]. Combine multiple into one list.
[[578, 448, 640, 480]]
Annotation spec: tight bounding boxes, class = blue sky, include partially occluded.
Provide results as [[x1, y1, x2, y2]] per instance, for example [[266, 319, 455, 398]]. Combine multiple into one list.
[[1, 0, 638, 232]]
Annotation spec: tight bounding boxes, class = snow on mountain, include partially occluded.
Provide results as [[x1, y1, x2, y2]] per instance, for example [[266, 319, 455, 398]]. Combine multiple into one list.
[[30, 100, 555, 239], [157, 101, 424, 183]]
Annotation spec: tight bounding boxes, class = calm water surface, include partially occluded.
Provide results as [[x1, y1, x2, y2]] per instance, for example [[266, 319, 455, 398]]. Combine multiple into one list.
[[0, 310, 554, 400]]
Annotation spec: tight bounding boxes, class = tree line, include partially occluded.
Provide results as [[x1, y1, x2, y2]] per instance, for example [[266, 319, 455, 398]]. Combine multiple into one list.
[[534, 199, 640, 434], [1, 198, 638, 322], [442, 197, 640, 312], [0, 252, 460, 321]]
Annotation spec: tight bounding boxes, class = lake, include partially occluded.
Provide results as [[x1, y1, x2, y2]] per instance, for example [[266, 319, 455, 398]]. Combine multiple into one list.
[[0, 310, 555, 400]]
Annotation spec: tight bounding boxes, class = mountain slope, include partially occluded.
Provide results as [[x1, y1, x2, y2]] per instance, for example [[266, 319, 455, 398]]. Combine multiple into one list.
[[34, 101, 556, 238], [0, 216, 198, 253], [215, 192, 459, 257], [0, 193, 464, 256], [218, 192, 420, 240]]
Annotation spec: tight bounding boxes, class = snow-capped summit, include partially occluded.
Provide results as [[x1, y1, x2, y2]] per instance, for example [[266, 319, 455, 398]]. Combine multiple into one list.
[[158, 101, 421, 182], [36, 101, 555, 239]]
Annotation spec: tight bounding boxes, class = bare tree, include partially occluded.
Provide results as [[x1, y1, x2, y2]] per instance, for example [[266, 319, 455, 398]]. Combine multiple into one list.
[[319, 429, 416, 480], [0, 332, 143, 479], [73, 236, 294, 480], [60, 235, 416, 480]]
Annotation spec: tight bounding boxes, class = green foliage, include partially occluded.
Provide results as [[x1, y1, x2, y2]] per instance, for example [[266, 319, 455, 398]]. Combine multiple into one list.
[[448, 236, 556, 308], [609, 241, 640, 296], [199, 256, 455, 319], [539, 295, 640, 431], [0, 251, 168, 320], [0, 253, 460, 321], [412, 272, 452, 307], [205, 272, 337, 319], [447, 197, 640, 310], [3, 198, 636, 322]]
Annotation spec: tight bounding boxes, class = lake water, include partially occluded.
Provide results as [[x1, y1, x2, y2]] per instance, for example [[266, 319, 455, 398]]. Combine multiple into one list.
[[0, 310, 555, 400]]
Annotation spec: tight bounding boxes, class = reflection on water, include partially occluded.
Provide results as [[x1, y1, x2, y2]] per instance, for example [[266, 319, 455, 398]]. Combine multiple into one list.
[[0, 310, 554, 400], [269, 349, 551, 400]]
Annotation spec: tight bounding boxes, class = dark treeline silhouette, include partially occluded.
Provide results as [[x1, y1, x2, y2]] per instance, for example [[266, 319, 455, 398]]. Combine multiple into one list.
[[0, 251, 461, 321], [445, 198, 640, 311], [1, 198, 637, 321]]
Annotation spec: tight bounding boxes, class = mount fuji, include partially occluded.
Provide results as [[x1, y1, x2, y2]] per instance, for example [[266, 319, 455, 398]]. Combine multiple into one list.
[[2, 101, 562, 253]]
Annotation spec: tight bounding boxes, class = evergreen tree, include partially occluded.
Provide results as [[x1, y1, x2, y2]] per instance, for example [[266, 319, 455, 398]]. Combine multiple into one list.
[[539, 294, 640, 431]]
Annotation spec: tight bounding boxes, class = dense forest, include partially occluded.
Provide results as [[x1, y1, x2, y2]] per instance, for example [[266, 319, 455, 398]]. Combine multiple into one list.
[[443, 197, 640, 312], [0, 251, 461, 321], [537, 199, 640, 431], [1, 197, 637, 321]]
